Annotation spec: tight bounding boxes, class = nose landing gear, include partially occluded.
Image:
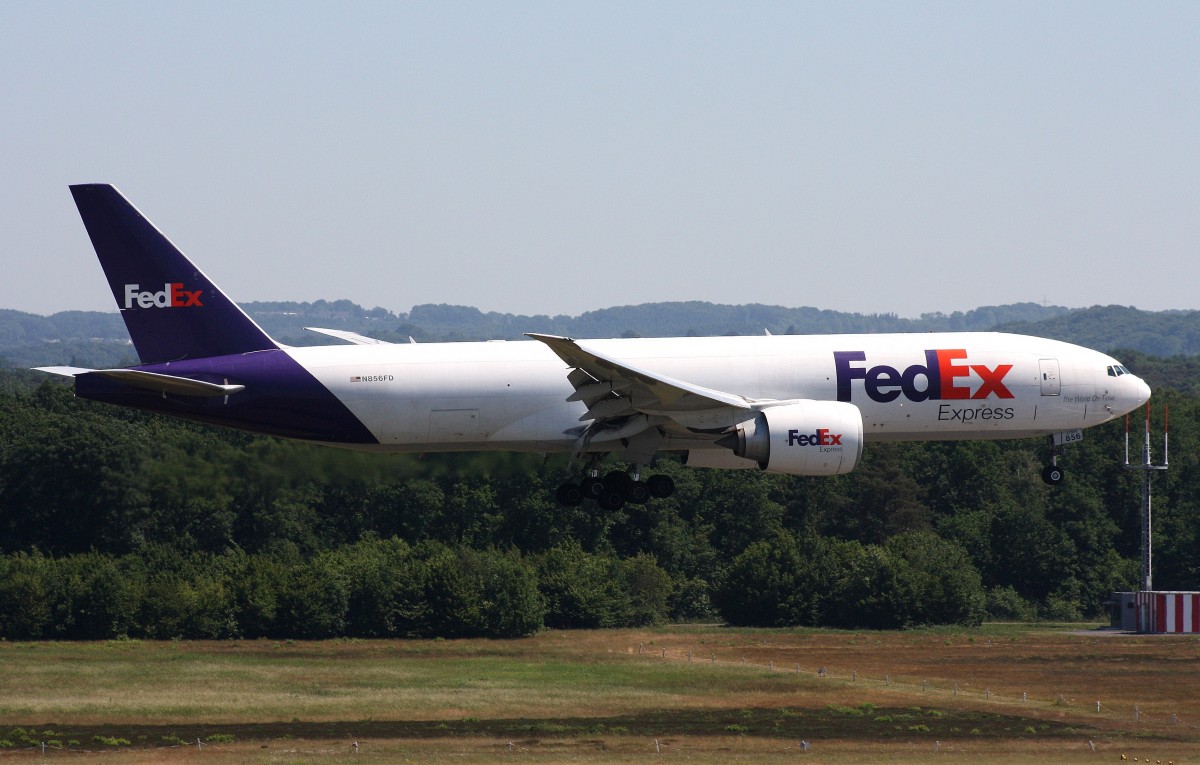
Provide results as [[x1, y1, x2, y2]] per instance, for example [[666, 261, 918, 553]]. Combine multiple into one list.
[[1041, 464, 1065, 485], [1041, 434, 1067, 485]]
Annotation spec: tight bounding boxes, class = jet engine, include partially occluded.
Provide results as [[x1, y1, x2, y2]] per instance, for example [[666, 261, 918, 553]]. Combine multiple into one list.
[[717, 400, 863, 476]]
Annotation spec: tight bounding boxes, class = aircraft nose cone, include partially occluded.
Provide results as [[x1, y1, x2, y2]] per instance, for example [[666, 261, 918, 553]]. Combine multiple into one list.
[[1135, 377, 1152, 407]]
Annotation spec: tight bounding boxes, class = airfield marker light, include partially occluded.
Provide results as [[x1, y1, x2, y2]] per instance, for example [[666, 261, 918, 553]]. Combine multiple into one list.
[[1164, 405, 1169, 466]]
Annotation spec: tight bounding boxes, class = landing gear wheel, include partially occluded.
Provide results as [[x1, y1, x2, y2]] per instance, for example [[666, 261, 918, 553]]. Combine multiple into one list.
[[647, 474, 675, 499], [1041, 465, 1065, 485], [598, 490, 626, 511], [604, 470, 633, 492], [625, 480, 650, 505], [556, 482, 583, 507], [580, 476, 605, 499]]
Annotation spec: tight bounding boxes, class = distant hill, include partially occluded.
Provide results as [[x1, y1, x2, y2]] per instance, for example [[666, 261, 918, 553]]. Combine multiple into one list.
[[3, 299, 1196, 368]]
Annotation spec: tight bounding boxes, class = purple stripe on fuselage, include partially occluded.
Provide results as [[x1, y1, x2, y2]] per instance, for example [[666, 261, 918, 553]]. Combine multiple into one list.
[[74, 350, 378, 445]]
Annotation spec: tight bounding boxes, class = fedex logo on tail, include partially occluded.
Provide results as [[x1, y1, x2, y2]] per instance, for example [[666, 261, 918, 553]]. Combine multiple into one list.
[[123, 283, 204, 309], [834, 349, 1014, 403]]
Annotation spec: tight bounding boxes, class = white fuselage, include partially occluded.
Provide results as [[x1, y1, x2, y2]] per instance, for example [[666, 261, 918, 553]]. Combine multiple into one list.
[[288, 332, 1150, 454]]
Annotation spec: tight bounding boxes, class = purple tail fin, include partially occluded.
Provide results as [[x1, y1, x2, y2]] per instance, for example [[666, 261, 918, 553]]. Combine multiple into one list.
[[69, 184, 277, 364]]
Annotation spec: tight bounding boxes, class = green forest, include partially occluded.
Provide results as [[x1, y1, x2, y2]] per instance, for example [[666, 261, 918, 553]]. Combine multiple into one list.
[[0, 350, 1196, 640]]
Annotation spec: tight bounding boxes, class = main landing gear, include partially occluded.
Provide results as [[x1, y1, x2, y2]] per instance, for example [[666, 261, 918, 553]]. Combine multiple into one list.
[[1041, 434, 1066, 486], [556, 467, 675, 509]]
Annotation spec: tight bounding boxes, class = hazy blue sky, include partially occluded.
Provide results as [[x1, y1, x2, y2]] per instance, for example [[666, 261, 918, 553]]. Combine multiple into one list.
[[2, 2, 1197, 319]]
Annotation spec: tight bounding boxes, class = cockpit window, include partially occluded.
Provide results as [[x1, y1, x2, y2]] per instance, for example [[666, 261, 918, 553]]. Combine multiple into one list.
[[1107, 365, 1133, 377]]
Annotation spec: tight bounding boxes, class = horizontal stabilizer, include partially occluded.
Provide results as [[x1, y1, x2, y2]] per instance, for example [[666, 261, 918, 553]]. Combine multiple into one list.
[[33, 366, 94, 377], [88, 369, 245, 398], [305, 327, 394, 345]]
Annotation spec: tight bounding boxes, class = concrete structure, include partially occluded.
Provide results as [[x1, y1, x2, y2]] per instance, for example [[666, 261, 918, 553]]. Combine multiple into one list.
[[1113, 591, 1200, 633]]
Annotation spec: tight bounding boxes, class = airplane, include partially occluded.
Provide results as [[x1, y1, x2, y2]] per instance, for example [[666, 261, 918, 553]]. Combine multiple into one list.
[[37, 184, 1152, 510]]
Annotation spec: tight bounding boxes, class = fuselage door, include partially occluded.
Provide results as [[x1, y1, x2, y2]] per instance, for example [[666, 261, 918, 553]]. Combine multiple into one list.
[[1039, 359, 1061, 396]]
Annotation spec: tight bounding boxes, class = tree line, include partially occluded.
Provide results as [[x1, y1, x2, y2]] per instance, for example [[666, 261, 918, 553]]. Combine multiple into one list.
[[0, 364, 1196, 638], [10, 299, 1200, 368]]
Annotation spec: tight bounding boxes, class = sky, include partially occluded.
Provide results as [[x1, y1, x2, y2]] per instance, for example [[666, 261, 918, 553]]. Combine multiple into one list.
[[2, 1, 1197, 319]]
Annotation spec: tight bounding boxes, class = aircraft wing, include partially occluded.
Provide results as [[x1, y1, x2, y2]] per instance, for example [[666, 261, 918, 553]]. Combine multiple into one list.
[[34, 367, 245, 398], [305, 327, 395, 345], [526, 334, 762, 463], [527, 334, 753, 419]]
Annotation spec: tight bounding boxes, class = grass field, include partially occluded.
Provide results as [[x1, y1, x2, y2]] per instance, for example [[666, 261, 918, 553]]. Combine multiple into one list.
[[1, 624, 1198, 763]]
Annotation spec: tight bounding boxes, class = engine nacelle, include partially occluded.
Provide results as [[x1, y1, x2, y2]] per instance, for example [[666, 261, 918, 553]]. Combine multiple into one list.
[[719, 400, 864, 476]]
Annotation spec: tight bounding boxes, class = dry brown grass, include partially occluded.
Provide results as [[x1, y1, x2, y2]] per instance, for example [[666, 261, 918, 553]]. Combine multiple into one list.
[[1, 624, 1198, 763]]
